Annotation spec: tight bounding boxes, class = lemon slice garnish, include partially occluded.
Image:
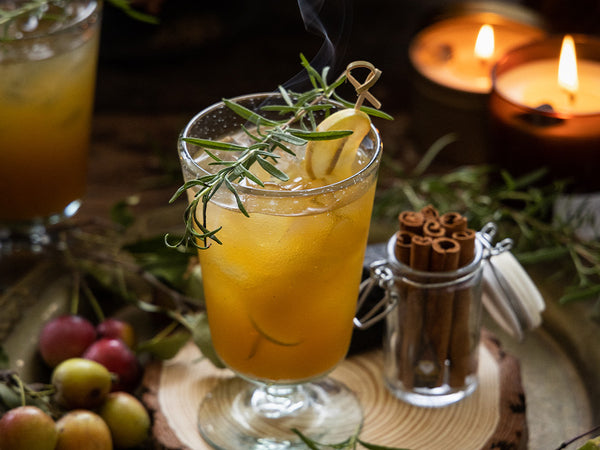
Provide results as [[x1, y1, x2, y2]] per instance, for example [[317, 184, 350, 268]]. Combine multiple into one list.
[[304, 108, 371, 181]]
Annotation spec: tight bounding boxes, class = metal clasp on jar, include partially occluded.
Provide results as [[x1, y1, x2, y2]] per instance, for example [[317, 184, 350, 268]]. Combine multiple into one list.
[[354, 260, 398, 330]]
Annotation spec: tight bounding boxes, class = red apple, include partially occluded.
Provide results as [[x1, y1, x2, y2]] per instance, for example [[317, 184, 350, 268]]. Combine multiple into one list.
[[0, 406, 58, 450], [38, 315, 96, 368], [97, 318, 136, 349], [83, 338, 141, 392]]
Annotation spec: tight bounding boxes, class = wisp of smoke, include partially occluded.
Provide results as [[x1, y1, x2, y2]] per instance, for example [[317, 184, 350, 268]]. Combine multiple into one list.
[[284, 0, 352, 91]]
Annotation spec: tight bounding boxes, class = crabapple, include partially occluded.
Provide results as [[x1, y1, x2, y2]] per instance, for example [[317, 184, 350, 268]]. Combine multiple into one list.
[[55, 410, 112, 450], [0, 406, 57, 450], [97, 318, 136, 349], [99, 392, 150, 448], [52, 358, 112, 409], [38, 315, 96, 367], [83, 338, 141, 392]]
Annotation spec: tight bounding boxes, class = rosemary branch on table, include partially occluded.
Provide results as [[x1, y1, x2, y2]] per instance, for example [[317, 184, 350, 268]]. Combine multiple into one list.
[[374, 134, 600, 316], [166, 54, 392, 251]]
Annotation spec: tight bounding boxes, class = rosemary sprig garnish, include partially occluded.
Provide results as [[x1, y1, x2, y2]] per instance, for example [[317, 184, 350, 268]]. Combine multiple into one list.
[[166, 55, 392, 251]]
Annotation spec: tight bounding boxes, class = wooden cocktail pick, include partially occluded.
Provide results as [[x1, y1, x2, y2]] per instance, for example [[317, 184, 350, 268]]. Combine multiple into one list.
[[344, 61, 382, 110]]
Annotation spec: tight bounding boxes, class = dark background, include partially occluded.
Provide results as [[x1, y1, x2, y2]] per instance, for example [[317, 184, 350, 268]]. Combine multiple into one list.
[[84, 0, 600, 208], [96, 0, 600, 116]]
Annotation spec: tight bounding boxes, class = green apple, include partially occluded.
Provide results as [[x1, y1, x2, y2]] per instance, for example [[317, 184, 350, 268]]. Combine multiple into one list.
[[52, 358, 112, 409], [0, 406, 58, 450], [99, 392, 150, 448]]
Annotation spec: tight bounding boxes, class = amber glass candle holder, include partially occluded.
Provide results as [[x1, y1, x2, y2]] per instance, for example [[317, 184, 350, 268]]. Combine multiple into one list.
[[409, 1, 546, 164], [489, 35, 600, 191]]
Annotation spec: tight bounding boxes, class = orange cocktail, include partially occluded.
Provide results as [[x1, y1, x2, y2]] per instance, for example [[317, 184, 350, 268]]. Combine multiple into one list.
[[0, 0, 101, 222], [199, 164, 377, 382], [179, 94, 382, 383]]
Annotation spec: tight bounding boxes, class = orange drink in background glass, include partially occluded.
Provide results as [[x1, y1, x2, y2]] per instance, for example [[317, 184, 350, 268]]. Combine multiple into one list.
[[0, 0, 101, 246], [178, 93, 382, 448]]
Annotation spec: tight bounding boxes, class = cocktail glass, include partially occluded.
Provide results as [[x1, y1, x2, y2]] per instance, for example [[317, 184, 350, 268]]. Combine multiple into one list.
[[0, 0, 102, 253], [178, 93, 382, 449]]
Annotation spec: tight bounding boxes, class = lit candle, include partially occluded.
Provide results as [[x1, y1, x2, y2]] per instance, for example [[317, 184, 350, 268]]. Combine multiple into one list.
[[494, 35, 600, 114], [408, 2, 546, 164], [489, 34, 600, 191], [410, 10, 546, 93]]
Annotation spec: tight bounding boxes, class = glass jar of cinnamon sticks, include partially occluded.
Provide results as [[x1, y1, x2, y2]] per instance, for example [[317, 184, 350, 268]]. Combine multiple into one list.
[[356, 206, 512, 408]]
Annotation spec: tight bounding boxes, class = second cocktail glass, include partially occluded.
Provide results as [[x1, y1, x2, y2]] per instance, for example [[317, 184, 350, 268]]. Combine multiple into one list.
[[0, 0, 102, 253], [178, 93, 382, 449]]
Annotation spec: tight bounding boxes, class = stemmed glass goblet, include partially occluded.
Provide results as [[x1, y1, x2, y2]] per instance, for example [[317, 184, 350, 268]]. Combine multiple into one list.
[[177, 93, 382, 449]]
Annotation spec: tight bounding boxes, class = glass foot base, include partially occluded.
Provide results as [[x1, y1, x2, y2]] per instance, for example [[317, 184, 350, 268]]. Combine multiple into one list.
[[385, 376, 479, 408], [0, 199, 81, 257], [197, 377, 363, 449], [0, 223, 51, 256]]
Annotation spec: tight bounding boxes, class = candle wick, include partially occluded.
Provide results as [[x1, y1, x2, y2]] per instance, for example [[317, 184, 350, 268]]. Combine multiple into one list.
[[563, 88, 576, 105]]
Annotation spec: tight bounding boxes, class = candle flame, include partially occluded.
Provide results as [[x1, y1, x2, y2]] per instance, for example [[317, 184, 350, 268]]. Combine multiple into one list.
[[474, 24, 494, 61], [558, 34, 579, 96]]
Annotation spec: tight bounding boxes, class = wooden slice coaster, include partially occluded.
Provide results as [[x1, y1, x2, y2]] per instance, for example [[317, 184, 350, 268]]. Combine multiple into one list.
[[142, 328, 526, 449]]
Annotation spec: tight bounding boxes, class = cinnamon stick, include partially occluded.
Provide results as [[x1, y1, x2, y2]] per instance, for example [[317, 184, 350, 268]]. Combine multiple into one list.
[[409, 235, 432, 271], [399, 235, 431, 389], [395, 230, 414, 264], [423, 219, 446, 238], [390, 208, 481, 391], [398, 211, 425, 235], [423, 237, 460, 387], [452, 229, 476, 267], [439, 212, 467, 237], [420, 204, 440, 222], [448, 229, 477, 387]]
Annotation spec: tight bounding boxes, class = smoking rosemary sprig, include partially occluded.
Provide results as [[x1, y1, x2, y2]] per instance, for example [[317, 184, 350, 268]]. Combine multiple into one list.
[[166, 55, 392, 251]]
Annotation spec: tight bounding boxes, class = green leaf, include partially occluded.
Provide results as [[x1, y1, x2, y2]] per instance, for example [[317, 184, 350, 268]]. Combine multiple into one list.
[[124, 236, 192, 289], [290, 429, 322, 449], [106, 0, 159, 24], [182, 137, 246, 152], [358, 439, 410, 450], [110, 198, 137, 228], [271, 130, 307, 146], [516, 246, 570, 265], [137, 329, 191, 360], [224, 177, 249, 217], [182, 312, 226, 368], [289, 129, 353, 141], [578, 436, 600, 450], [560, 285, 600, 304], [237, 164, 265, 187], [278, 85, 294, 106], [257, 157, 290, 181], [223, 99, 281, 127]]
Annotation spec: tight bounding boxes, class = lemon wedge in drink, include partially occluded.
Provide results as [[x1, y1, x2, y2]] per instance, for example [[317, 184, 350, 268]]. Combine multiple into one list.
[[304, 108, 371, 181]]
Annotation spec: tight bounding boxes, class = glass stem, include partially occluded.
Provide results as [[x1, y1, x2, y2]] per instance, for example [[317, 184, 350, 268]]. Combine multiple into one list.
[[250, 384, 309, 419]]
